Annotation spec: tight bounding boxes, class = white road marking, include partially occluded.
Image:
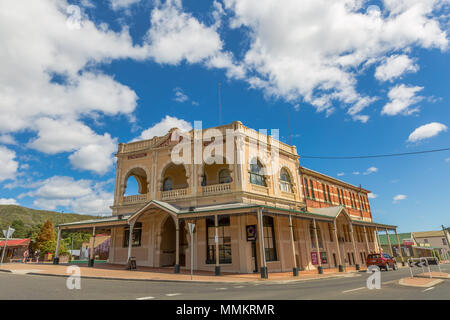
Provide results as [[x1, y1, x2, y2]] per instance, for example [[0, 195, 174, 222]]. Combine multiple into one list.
[[166, 293, 181, 297], [136, 296, 155, 300], [216, 287, 228, 290], [423, 287, 435, 292], [233, 286, 244, 288], [342, 287, 366, 293]]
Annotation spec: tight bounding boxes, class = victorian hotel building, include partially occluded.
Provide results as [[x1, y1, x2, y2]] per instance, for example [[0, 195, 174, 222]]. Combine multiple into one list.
[[56, 121, 403, 277]]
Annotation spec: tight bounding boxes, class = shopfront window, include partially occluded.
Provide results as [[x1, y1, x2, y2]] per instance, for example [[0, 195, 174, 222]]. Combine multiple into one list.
[[123, 222, 142, 247], [263, 216, 277, 261], [206, 216, 232, 264]]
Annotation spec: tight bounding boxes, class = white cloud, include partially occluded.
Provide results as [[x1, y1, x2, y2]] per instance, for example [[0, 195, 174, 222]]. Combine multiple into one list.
[[445, 158, 450, 163], [0, 1, 148, 173], [135, 115, 192, 141], [381, 84, 424, 116], [375, 54, 419, 82], [0, 146, 19, 182], [363, 166, 378, 175], [368, 193, 378, 199], [146, 0, 222, 65], [19, 176, 113, 215], [0, 198, 18, 205], [28, 118, 117, 174], [407, 122, 448, 142], [337, 172, 345, 177], [110, 0, 139, 11], [173, 87, 189, 103], [353, 171, 360, 175], [223, 0, 447, 121], [393, 194, 407, 203], [0, 134, 17, 145], [80, 0, 95, 8]]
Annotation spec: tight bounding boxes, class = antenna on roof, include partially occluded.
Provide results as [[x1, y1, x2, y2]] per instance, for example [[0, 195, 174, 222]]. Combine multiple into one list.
[[218, 81, 222, 125]]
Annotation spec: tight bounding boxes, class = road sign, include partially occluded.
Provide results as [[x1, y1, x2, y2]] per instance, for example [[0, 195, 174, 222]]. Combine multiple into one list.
[[2, 227, 15, 239], [408, 260, 426, 268]]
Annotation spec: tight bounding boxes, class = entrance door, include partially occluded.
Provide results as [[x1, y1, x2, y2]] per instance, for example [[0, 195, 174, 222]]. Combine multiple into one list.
[[251, 241, 258, 273], [160, 218, 176, 266]]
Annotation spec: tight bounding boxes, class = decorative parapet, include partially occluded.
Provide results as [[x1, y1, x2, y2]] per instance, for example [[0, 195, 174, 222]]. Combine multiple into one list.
[[161, 188, 187, 200], [202, 183, 231, 195], [122, 194, 147, 204]]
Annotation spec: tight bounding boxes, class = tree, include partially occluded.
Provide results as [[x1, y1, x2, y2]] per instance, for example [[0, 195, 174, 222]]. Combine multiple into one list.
[[10, 220, 26, 238], [35, 220, 55, 250]]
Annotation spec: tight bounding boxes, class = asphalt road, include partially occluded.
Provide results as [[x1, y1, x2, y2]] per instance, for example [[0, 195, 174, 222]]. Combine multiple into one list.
[[1, 264, 450, 300]]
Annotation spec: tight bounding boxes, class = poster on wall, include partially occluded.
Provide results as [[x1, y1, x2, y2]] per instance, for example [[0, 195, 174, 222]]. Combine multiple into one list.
[[311, 252, 319, 265], [320, 252, 328, 264], [246, 225, 256, 241]]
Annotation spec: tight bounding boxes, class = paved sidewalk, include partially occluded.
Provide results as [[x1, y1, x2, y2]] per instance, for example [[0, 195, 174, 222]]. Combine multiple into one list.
[[0, 263, 367, 283]]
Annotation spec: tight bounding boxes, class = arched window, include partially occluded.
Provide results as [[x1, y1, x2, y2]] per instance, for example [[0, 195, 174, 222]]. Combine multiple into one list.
[[163, 177, 173, 191], [218, 169, 231, 184], [249, 160, 266, 186], [279, 168, 292, 192]]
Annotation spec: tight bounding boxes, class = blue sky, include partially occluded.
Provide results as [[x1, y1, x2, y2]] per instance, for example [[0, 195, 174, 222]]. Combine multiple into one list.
[[0, 0, 449, 233]]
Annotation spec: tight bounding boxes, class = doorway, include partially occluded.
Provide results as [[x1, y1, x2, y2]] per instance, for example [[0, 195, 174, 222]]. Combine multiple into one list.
[[251, 241, 258, 273], [160, 217, 176, 266]]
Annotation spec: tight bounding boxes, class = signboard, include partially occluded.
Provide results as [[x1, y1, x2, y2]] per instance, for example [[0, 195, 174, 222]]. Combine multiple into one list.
[[2, 227, 15, 239], [246, 225, 257, 241], [403, 239, 414, 246], [311, 252, 327, 265]]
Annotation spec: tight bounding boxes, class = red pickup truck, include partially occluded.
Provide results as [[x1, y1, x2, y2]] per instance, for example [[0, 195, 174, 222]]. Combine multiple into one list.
[[366, 253, 398, 271]]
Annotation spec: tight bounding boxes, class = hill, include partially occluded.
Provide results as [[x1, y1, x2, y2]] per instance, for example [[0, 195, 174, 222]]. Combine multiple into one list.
[[0, 205, 100, 237]]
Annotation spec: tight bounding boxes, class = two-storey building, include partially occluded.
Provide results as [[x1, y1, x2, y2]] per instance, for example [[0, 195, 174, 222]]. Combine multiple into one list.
[[56, 121, 401, 277]]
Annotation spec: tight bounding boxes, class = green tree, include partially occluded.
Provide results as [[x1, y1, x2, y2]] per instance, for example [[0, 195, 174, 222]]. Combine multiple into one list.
[[10, 220, 27, 238]]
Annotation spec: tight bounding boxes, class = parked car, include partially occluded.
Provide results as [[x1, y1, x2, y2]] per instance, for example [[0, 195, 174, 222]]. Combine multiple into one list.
[[366, 253, 398, 271]]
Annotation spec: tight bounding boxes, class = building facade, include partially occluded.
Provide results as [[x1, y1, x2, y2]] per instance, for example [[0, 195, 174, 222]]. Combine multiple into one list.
[[57, 121, 399, 276]]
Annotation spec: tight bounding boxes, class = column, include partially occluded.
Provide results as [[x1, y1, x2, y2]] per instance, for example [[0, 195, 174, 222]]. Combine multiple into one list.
[[313, 219, 323, 274], [257, 208, 267, 278], [333, 220, 343, 272], [88, 226, 96, 267], [214, 215, 221, 276], [289, 215, 298, 276], [174, 218, 180, 273], [126, 222, 134, 269], [385, 228, 394, 257], [375, 227, 382, 253], [53, 227, 62, 265], [363, 226, 370, 255], [349, 223, 360, 270]]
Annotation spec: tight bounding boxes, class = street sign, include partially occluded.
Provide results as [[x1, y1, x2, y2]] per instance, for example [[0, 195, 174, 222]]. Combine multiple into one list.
[[188, 223, 195, 235], [408, 260, 426, 268], [2, 227, 15, 239]]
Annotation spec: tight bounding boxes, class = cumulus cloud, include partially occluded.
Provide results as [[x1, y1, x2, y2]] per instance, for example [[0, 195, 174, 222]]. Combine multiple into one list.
[[381, 84, 424, 116], [222, 0, 447, 122], [19, 176, 113, 215], [173, 87, 189, 103], [0, 134, 17, 145], [393, 194, 407, 203], [0, 1, 147, 173], [28, 118, 117, 174], [375, 54, 419, 82], [0, 198, 18, 205], [363, 166, 378, 175], [134, 115, 193, 141], [337, 172, 345, 177], [110, 0, 140, 11], [368, 193, 378, 199], [407, 122, 448, 142], [0, 146, 19, 182]]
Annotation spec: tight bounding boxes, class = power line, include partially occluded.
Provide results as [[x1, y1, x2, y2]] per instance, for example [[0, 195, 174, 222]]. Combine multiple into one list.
[[301, 147, 450, 159]]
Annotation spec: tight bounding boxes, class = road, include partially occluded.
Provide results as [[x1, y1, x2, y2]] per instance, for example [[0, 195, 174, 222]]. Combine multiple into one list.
[[0, 264, 449, 300]]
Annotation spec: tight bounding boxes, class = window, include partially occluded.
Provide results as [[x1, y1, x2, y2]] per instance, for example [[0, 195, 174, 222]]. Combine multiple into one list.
[[218, 169, 231, 184], [309, 179, 315, 199], [424, 239, 429, 244], [327, 185, 332, 203], [304, 178, 310, 198], [337, 188, 342, 204], [263, 216, 277, 261], [249, 160, 266, 187], [322, 183, 327, 202], [123, 222, 142, 247], [328, 223, 334, 242], [163, 177, 173, 191], [310, 222, 323, 249], [206, 216, 232, 264], [443, 238, 447, 246], [279, 168, 292, 192]]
